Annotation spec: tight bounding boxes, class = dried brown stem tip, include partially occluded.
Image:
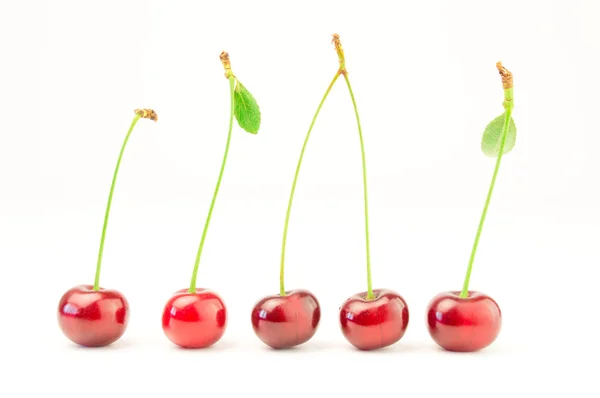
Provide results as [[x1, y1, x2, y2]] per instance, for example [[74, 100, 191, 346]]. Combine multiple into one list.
[[332, 33, 342, 50], [496, 62, 513, 89], [220, 51, 233, 78], [331, 33, 346, 72], [134, 108, 158, 121]]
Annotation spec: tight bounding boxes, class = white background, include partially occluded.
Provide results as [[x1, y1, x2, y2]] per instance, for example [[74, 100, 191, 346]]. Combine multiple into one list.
[[1, 0, 598, 396]]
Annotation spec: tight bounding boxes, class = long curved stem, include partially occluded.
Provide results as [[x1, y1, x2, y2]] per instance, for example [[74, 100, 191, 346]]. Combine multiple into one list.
[[93, 114, 141, 291], [342, 74, 374, 300], [460, 108, 512, 298], [189, 75, 235, 294], [279, 73, 341, 296]]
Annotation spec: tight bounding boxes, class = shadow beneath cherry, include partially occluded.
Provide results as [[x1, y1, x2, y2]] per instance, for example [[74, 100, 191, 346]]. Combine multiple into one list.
[[255, 340, 425, 353], [63, 337, 508, 354], [428, 343, 507, 356], [255, 339, 337, 353], [338, 340, 437, 354], [65, 338, 136, 350], [258, 345, 306, 353], [169, 340, 238, 352], [374, 341, 434, 354]]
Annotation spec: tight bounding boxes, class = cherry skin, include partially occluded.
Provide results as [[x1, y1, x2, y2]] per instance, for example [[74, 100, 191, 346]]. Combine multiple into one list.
[[162, 288, 227, 348], [251, 289, 320, 349], [339, 289, 409, 350], [426, 291, 502, 352], [57, 284, 129, 347]]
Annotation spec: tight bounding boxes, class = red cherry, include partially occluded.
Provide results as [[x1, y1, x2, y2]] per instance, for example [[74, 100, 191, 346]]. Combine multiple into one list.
[[57, 284, 129, 347], [162, 288, 227, 348], [251, 289, 320, 349], [339, 289, 409, 350], [426, 291, 502, 352]]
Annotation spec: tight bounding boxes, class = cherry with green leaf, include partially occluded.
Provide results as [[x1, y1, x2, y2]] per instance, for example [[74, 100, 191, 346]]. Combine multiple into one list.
[[250, 34, 408, 351], [426, 62, 516, 352], [57, 108, 158, 347], [162, 51, 261, 349]]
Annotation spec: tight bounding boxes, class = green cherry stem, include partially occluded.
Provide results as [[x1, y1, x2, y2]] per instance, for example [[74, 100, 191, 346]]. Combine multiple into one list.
[[342, 73, 374, 300], [189, 53, 235, 294], [93, 108, 157, 291], [460, 62, 514, 299], [279, 72, 340, 296], [334, 34, 374, 300], [279, 34, 375, 300]]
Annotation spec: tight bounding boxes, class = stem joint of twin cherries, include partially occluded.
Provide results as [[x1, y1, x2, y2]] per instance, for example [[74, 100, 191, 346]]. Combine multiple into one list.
[[57, 34, 517, 353]]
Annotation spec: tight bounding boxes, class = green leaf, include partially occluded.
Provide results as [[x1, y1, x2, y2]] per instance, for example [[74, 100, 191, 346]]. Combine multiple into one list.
[[233, 80, 261, 134], [481, 112, 517, 157]]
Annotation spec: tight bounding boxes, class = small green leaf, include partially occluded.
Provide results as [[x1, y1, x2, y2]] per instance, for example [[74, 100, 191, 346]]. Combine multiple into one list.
[[233, 80, 261, 134], [481, 112, 517, 157]]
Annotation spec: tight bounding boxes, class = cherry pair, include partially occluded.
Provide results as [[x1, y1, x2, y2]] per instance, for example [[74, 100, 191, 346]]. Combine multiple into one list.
[[252, 289, 408, 350]]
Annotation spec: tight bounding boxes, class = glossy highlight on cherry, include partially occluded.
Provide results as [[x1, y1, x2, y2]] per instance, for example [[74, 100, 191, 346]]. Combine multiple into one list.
[[162, 288, 227, 349], [251, 289, 320, 349], [57, 285, 129, 347], [340, 289, 409, 351], [426, 291, 501, 352]]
